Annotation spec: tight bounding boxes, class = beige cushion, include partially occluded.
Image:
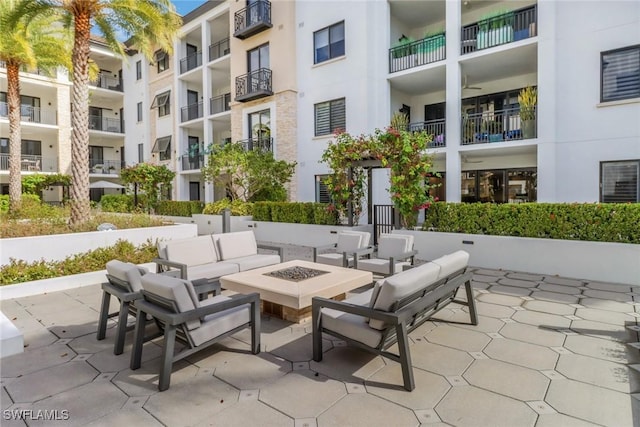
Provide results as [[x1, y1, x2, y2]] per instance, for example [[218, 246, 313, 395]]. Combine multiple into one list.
[[189, 295, 251, 346], [186, 262, 239, 281], [343, 288, 375, 306], [431, 250, 469, 279], [106, 260, 149, 292], [157, 241, 168, 260], [335, 233, 362, 253], [230, 254, 281, 271], [165, 236, 218, 267], [320, 308, 382, 348], [316, 252, 352, 267], [342, 230, 371, 248], [369, 262, 441, 330], [356, 259, 409, 275], [141, 273, 201, 330], [217, 231, 258, 260], [377, 236, 410, 260]]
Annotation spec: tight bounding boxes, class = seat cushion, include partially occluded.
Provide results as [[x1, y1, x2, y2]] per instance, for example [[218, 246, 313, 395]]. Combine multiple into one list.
[[106, 260, 149, 292], [165, 236, 218, 267], [377, 235, 411, 260], [230, 254, 281, 271], [217, 231, 258, 260], [186, 262, 239, 281], [321, 308, 383, 348], [316, 253, 352, 267], [431, 251, 469, 279], [356, 259, 408, 276], [189, 295, 251, 346], [336, 233, 362, 253], [141, 273, 201, 330]]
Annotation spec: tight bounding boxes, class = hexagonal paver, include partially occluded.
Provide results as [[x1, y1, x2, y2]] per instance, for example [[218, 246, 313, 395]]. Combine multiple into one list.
[[512, 310, 571, 329], [537, 283, 580, 295], [507, 272, 544, 281], [546, 379, 635, 426], [317, 393, 418, 427], [564, 334, 640, 364], [450, 315, 505, 334], [269, 332, 333, 363], [497, 277, 537, 288], [425, 324, 491, 352], [68, 327, 126, 354], [214, 352, 291, 390], [477, 292, 524, 307], [586, 282, 632, 293], [484, 338, 558, 370], [196, 400, 293, 427], [436, 385, 537, 426], [499, 322, 566, 347], [310, 346, 385, 384], [6, 361, 98, 403], [86, 408, 163, 427], [1, 387, 13, 410], [144, 375, 239, 426], [18, 293, 87, 316], [186, 339, 247, 369], [582, 289, 632, 303], [260, 369, 345, 418], [471, 274, 498, 283], [410, 341, 474, 376], [464, 359, 550, 401], [543, 276, 584, 287], [487, 284, 531, 297], [570, 320, 636, 343], [475, 301, 516, 319], [1, 342, 75, 377], [530, 291, 579, 304], [556, 353, 640, 393], [473, 269, 506, 277], [366, 364, 450, 409], [112, 359, 199, 397], [580, 298, 636, 313], [87, 342, 162, 373], [523, 300, 575, 316], [575, 308, 637, 327], [535, 413, 600, 427]]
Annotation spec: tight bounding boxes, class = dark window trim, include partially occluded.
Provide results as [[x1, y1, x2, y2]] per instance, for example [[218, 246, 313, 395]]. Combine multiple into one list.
[[600, 44, 640, 103], [151, 91, 171, 117], [155, 50, 169, 73], [313, 21, 345, 64], [314, 97, 346, 137], [315, 174, 331, 203], [135, 60, 142, 80], [152, 136, 172, 161], [136, 102, 143, 122], [599, 159, 640, 202]]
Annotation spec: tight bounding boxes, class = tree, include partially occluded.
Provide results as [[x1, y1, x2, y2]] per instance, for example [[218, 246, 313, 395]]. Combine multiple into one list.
[[120, 163, 175, 213], [19, 0, 181, 225], [0, 0, 71, 215], [201, 143, 296, 202]]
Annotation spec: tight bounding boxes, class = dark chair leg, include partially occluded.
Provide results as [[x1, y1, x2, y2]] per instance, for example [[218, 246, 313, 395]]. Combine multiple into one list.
[[396, 322, 415, 391], [251, 297, 261, 354], [464, 280, 478, 326], [158, 325, 176, 392], [114, 300, 130, 355], [96, 290, 111, 341], [312, 301, 323, 362], [130, 309, 146, 370]]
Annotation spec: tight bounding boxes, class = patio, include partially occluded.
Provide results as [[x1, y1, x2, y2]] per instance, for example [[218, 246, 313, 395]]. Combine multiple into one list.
[[1, 244, 639, 426]]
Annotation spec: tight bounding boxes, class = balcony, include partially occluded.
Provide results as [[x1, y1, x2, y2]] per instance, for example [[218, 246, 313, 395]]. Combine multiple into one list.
[[93, 72, 122, 92], [461, 106, 536, 146], [89, 115, 123, 133], [0, 154, 57, 172], [0, 60, 55, 77], [236, 137, 272, 152], [210, 93, 231, 115], [182, 155, 204, 171], [233, 0, 272, 39], [0, 102, 57, 125], [180, 51, 202, 74], [181, 101, 204, 123], [235, 68, 273, 102], [461, 5, 537, 55], [209, 38, 230, 62], [389, 34, 446, 73], [89, 159, 124, 175], [408, 119, 446, 148]]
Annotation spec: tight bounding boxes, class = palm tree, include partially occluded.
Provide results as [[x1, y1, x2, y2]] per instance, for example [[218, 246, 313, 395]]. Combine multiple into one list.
[[21, 0, 181, 225], [0, 0, 70, 215]]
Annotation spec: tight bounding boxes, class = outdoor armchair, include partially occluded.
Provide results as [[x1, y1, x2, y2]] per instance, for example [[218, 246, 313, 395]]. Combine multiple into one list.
[[313, 231, 372, 268], [354, 233, 417, 276]]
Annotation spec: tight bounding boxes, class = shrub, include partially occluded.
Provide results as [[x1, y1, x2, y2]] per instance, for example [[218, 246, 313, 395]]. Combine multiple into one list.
[[0, 194, 49, 216], [252, 202, 338, 225], [101, 194, 136, 213], [202, 199, 253, 216], [156, 200, 204, 217], [422, 202, 640, 244], [251, 202, 272, 221]]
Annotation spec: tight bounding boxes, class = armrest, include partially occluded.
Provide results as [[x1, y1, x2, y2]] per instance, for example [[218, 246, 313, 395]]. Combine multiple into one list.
[[153, 258, 187, 280], [312, 296, 400, 325], [257, 243, 284, 259], [101, 282, 141, 302], [313, 243, 338, 262], [351, 246, 374, 258]]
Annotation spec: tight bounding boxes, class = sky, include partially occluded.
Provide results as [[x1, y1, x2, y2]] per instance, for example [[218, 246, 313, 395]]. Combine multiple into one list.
[[172, 0, 209, 16]]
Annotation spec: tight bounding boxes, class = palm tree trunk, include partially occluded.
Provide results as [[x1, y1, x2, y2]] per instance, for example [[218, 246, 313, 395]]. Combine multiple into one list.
[[6, 61, 22, 214], [69, 8, 92, 225]]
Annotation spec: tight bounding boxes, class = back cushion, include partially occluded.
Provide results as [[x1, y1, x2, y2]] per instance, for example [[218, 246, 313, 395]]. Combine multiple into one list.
[[156, 241, 168, 260], [432, 250, 469, 279], [141, 273, 201, 330], [377, 236, 410, 259], [106, 260, 149, 292], [166, 236, 218, 267], [336, 233, 362, 253], [343, 231, 371, 248], [217, 231, 258, 260]]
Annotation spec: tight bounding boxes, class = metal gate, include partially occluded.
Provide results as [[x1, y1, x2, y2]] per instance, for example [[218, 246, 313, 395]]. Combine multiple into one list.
[[373, 205, 396, 246]]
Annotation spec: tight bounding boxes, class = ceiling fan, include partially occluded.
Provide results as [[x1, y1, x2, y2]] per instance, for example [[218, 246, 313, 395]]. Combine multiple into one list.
[[461, 155, 483, 164], [463, 75, 482, 90]]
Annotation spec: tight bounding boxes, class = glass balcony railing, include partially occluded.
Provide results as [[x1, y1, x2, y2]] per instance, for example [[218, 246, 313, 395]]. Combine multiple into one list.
[[181, 154, 204, 171], [0, 102, 57, 125], [89, 115, 123, 133], [181, 101, 204, 123], [89, 159, 124, 174], [210, 93, 231, 115], [0, 154, 58, 172], [209, 38, 230, 62], [180, 51, 203, 74]]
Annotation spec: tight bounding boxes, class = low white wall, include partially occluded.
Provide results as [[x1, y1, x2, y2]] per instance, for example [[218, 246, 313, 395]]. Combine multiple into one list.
[[191, 214, 253, 235], [237, 221, 373, 247], [394, 230, 640, 286], [1, 224, 198, 265]]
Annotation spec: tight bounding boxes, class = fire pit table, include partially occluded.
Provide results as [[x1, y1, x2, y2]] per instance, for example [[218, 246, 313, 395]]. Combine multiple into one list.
[[219, 260, 373, 323]]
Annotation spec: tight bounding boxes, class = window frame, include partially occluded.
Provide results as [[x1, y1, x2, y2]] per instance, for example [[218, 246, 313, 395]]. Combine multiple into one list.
[[314, 97, 346, 137], [152, 136, 172, 161], [136, 102, 143, 122], [315, 174, 331, 203], [155, 50, 169, 73], [313, 21, 345, 64], [137, 143, 144, 163], [136, 60, 142, 80], [600, 160, 640, 203], [151, 91, 171, 117], [600, 45, 640, 103]]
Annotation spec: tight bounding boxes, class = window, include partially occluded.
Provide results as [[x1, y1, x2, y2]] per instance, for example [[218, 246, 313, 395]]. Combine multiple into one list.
[[315, 175, 331, 203], [138, 143, 144, 163], [152, 136, 172, 161], [248, 109, 270, 147], [601, 160, 639, 202], [0, 138, 41, 155], [314, 21, 345, 64], [137, 102, 143, 122], [136, 60, 142, 80], [155, 50, 169, 73], [601, 45, 640, 102], [461, 168, 537, 203], [248, 43, 270, 72], [151, 91, 171, 117], [314, 98, 345, 136]]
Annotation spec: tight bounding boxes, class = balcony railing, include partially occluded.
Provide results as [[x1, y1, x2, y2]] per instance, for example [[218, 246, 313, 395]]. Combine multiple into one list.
[[89, 159, 124, 174], [389, 34, 446, 73], [408, 119, 446, 147], [181, 155, 204, 171], [0, 102, 57, 125], [210, 93, 231, 115], [180, 51, 203, 74], [237, 137, 272, 152], [0, 61, 54, 77], [235, 68, 273, 102], [209, 38, 230, 62], [0, 154, 57, 172], [181, 101, 204, 123], [89, 115, 123, 133], [461, 5, 537, 55], [461, 106, 537, 145], [93, 72, 123, 91], [233, 0, 272, 39]]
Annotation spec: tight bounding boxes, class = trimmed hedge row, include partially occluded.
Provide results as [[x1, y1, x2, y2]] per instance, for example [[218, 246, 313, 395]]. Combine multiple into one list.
[[252, 202, 339, 225], [202, 199, 253, 216], [422, 202, 640, 244], [155, 200, 204, 217], [100, 194, 146, 213]]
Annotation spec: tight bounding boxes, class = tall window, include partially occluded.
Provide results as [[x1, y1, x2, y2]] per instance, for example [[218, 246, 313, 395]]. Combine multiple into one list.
[[248, 109, 270, 150], [137, 102, 143, 122], [314, 98, 345, 136], [315, 175, 331, 203], [136, 60, 142, 80], [600, 160, 639, 202], [314, 21, 345, 64], [151, 91, 171, 117], [248, 43, 269, 72], [138, 143, 144, 163], [601, 45, 640, 102], [152, 136, 171, 161], [155, 50, 169, 73]]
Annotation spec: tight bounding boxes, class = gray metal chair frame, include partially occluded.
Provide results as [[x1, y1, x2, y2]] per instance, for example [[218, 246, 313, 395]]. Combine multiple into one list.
[[312, 268, 477, 391], [313, 244, 374, 268], [353, 246, 419, 276], [130, 291, 261, 391]]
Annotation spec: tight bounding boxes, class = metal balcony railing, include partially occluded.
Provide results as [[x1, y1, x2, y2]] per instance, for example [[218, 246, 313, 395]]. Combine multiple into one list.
[[237, 137, 272, 152], [93, 72, 123, 91], [209, 38, 230, 62], [461, 106, 537, 145], [89, 159, 124, 174], [0, 154, 57, 172], [0, 102, 57, 125], [461, 5, 537, 55], [210, 93, 231, 115], [180, 51, 203, 74], [235, 68, 273, 102], [233, 0, 272, 39], [0, 61, 54, 77], [408, 119, 446, 147], [389, 34, 446, 73], [181, 154, 204, 171], [180, 101, 204, 123], [89, 115, 123, 133]]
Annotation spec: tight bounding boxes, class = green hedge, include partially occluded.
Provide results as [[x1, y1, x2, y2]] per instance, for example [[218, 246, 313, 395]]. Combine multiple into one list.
[[422, 202, 640, 244], [100, 194, 142, 213], [0, 194, 45, 214], [252, 202, 339, 225], [155, 200, 204, 217], [202, 199, 253, 216]]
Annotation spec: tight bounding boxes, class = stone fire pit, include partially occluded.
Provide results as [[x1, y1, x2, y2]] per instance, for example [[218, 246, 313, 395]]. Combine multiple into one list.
[[264, 266, 329, 282]]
